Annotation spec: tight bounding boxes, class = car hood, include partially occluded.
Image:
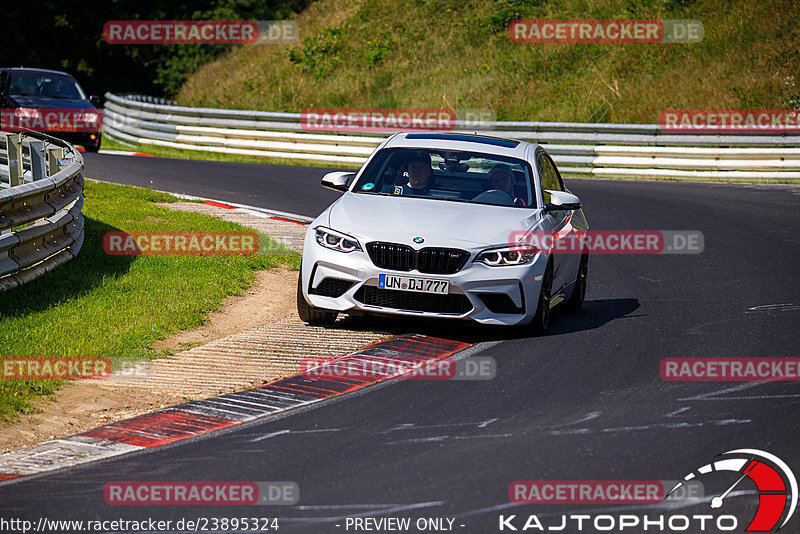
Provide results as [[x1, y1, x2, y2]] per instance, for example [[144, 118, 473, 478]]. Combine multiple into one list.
[[5, 96, 95, 110], [326, 192, 542, 249]]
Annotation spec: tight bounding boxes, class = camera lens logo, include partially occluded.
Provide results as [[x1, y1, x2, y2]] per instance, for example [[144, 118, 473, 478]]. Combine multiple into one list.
[[666, 449, 797, 532]]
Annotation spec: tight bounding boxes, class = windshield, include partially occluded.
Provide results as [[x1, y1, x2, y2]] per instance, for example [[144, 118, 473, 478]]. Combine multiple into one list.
[[7, 72, 87, 100], [352, 148, 535, 208]]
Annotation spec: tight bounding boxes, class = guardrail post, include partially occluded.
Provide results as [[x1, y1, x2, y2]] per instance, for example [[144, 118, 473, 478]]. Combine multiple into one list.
[[6, 133, 23, 186], [30, 141, 47, 181], [47, 146, 64, 176]]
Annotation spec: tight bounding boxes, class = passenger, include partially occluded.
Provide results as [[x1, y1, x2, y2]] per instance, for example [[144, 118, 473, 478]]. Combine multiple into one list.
[[391, 150, 433, 196]]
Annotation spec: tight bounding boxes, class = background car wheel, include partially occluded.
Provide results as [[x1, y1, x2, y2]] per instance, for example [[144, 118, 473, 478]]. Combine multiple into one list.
[[296, 274, 338, 326], [565, 252, 588, 312], [84, 134, 101, 152], [531, 260, 553, 333]]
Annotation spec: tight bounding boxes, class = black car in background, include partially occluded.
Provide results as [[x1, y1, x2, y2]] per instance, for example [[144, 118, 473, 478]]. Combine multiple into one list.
[[0, 68, 102, 151]]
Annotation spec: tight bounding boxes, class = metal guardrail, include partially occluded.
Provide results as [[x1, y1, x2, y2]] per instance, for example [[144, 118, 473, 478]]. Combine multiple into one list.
[[103, 92, 800, 181], [0, 132, 85, 292], [119, 94, 177, 106]]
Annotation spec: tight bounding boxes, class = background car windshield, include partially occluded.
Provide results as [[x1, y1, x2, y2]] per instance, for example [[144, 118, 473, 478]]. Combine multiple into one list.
[[8, 73, 86, 100], [353, 148, 534, 207]]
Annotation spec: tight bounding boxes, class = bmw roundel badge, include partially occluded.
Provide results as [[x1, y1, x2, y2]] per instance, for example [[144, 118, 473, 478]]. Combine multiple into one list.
[[413, 236, 424, 244]]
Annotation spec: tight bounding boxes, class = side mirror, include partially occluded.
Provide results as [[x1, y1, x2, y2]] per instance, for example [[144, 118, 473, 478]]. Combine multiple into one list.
[[321, 171, 355, 193], [89, 95, 100, 106], [545, 190, 581, 211]]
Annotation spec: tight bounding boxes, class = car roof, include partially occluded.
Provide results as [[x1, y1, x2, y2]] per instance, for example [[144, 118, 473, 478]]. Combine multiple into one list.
[[384, 132, 536, 158], [0, 67, 74, 77]]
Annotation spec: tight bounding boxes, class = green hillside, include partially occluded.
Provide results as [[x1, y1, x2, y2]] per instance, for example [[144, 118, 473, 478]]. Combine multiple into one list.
[[177, 0, 799, 123]]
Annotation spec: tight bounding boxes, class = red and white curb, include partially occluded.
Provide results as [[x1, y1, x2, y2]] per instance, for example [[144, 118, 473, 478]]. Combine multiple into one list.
[[185, 197, 313, 225], [97, 149, 155, 157], [0, 335, 470, 483], [84, 177, 314, 226]]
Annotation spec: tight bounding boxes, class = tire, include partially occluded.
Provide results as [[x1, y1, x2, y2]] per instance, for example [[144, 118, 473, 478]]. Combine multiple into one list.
[[565, 252, 588, 312], [530, 259, 553, 333], [84, 134, 101, 153], [296, 273, 338, 326]]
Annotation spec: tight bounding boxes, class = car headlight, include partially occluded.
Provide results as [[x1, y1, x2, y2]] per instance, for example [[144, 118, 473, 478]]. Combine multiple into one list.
[[474, 246, 538, 266], [315, 227, 361, 253], [81, 112, 99, 124], [15, 108, 39, 119]]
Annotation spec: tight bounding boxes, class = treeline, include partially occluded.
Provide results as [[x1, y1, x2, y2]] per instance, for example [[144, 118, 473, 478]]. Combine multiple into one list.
[[0, 0, 309, 98]]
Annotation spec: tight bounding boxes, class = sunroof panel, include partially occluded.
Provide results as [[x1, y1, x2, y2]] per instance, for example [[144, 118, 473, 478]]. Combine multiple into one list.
[[405, 133, 519, 148]]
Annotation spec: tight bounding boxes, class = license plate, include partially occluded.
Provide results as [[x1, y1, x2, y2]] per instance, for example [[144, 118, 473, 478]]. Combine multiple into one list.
[[378, 274, 449, 294], [47, 122, 77, 132]]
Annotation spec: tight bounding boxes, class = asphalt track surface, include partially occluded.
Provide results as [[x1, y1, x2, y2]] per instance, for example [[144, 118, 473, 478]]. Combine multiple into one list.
[[2, 152, 799, 533]]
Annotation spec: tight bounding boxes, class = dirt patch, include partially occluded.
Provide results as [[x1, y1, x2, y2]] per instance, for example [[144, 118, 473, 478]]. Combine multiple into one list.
[[0, 266, 299, 454], [0, 384, 186, 454], [154, 266, 298, 352]]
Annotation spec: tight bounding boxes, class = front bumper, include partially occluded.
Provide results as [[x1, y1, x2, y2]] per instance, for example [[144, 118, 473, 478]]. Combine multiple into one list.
[[48, 131, 101, 149], [300, 230, 548, 326]]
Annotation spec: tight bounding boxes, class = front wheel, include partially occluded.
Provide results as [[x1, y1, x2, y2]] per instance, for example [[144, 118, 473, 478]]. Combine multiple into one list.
[[565, 253, 588, 312], [84, 134, 101, 153], [296, 273, 338, 326], [530, 260, 553, 333]]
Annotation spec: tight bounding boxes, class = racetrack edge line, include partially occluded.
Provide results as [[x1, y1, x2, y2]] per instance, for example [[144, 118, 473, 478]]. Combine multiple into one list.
[[0, 335, 482, 485]]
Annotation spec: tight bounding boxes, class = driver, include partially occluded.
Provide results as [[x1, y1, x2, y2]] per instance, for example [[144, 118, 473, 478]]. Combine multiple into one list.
[[487, 164, 526, 206]]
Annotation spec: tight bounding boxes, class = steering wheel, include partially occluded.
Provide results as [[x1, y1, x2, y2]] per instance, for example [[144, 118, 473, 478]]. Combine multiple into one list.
[[472, 189, 515, 206]]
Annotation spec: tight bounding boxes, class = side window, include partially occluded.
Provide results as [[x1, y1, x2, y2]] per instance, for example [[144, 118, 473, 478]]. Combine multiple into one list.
[[537, 153, 559, 205], [0, 71, 7, 96], [548, 154, 565, 191]]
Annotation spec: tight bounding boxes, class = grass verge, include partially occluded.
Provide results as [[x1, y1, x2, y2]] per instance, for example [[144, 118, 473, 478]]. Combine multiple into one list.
[[178, 0, 799, 123], [0, 180, 300, 423]]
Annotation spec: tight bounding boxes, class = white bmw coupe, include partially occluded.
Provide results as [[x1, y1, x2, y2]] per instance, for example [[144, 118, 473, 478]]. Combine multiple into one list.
[[297, 132, 589, 331]]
